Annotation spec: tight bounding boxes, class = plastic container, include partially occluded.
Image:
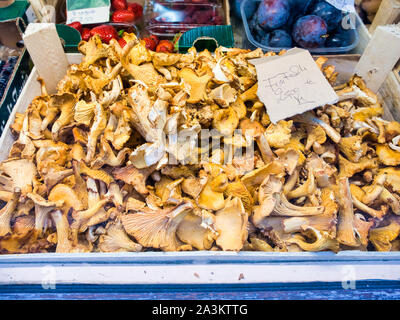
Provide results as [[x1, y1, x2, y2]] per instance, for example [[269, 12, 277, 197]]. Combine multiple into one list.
[[177, 25, 234, 53], [145, 0, 226, 38], [241, 0, 359, 54]]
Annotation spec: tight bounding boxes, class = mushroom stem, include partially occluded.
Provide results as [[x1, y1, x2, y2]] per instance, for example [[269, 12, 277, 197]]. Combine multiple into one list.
[[34, 205, 54, 238], [273, 193, 324, 217], [287, 226, 339, 252], [283, 168, 299, 195], [337, 178, 358, 247], [256, 132, 274, 163], [351, 195, 387, 219], [297, 112, 341, 143], [282, 215, 336, 233], [0, 188, 20, 236], [50, 210, 72, 253], [286, 170, 316, 200], [37, 77, 48, 96], [380, 188, 400, 214], [0, 191, 13, 202]]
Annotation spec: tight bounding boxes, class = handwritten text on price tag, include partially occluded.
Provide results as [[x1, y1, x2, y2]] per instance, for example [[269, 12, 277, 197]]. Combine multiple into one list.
[[250, 48, 339, 124]]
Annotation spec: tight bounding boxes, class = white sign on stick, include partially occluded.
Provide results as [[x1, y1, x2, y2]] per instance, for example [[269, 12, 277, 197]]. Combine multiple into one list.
[[250, 48, 339, 124]]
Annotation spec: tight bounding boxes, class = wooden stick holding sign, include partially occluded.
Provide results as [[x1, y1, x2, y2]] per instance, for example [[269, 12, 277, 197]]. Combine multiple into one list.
[[355, 24, 400, 92], [28, 0, 56, 22]]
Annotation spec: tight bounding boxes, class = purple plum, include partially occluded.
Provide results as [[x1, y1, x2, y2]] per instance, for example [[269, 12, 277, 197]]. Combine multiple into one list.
[[261, 29, 293, 47], [311, 1, 343, 32], [289, 0, 314, 15], [256, 0, 290, 31], [249, 15, 265, 42], [292, 15, 328, 48]]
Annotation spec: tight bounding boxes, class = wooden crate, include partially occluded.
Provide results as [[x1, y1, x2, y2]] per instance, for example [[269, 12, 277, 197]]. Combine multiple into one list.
[[370, 0, 400, 33], [1, 50, 400, 289], [1, 18, 400, 292]]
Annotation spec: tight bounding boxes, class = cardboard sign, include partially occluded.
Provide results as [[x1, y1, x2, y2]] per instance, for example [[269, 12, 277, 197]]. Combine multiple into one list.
[[250, 48, 339, 124], [66, 0, 110, 25]]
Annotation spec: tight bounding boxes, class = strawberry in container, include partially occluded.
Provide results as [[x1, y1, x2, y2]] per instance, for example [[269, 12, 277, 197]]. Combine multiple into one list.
[[67, 0, 143, 41], [140, 35, 175, 53], [111, 0, 143, 24], [66, 1, 159, 53], [112, 9, 137, 23], [90, 25, 120, 43], [145, 0, 226, 39], [67, 21, 83, 34]]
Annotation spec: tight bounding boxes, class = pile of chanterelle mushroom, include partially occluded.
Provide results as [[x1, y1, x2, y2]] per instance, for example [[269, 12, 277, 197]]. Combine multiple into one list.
[[1, 32, 400, 254]]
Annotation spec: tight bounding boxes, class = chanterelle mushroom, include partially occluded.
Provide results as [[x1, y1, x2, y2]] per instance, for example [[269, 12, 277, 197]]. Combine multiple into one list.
[[369, 217, 400, 251], [0, 188, 21, 236], [336, 178, 359, 247], [27, 192, 63, 238], [215, 197, 248, 251], [252, 175, 282, 226], [0, 159, 37, 194], [99, 221, 142, 252], [2, 35, 400, 254], [287, 225, 339, 252], [176, 211, 217, 250], [121, 201, 193, 251], [179, 67, 212, 104]]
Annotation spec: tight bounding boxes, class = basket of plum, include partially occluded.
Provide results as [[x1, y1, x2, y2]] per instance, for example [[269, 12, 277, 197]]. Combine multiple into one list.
[[241, 0, 359, 53]]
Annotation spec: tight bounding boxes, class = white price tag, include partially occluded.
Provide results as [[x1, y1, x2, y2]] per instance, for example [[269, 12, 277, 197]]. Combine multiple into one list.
[[66, 0, 110, 25], [67, 7, 110, 25], [250, 48, 339, 124], [325, 0, 355, 12]]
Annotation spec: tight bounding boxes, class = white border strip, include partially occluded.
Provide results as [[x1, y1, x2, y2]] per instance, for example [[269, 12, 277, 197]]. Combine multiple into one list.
[[1, 263, 399, 285]]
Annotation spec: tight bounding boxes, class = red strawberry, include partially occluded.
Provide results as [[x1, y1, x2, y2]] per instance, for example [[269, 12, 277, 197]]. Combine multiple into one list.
[[90, 25, 119, 44], [112, 0, 127, 11], [67, 21, 83, 34], [127, 2, 143, 19], [156, 40, 174, 53], [118, 38, 127, 48], [149, 35, 159, 45], [112, 9, 136, 23], [156, 45, 170, 53], [143, 37, 156, 51], [81, 28, 91, 41]]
